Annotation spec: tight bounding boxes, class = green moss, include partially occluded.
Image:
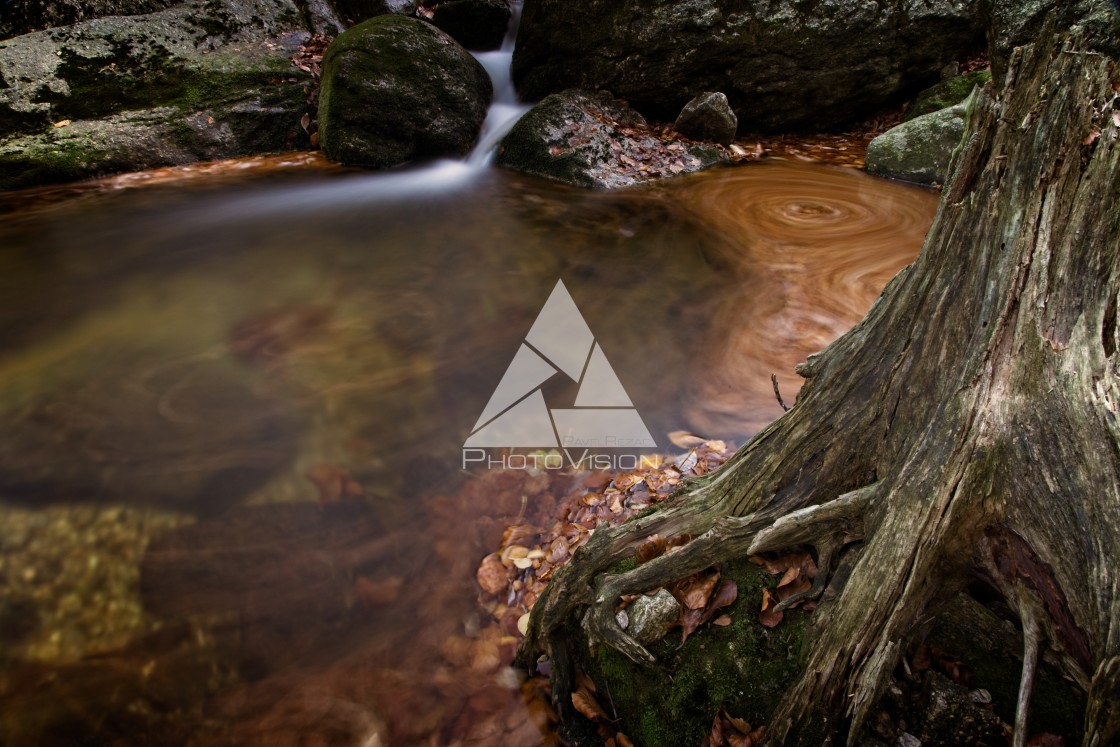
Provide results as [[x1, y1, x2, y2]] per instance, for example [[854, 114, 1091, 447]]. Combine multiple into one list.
[[317, 14, 491, 166], [581, 560, 812, 747], [905, 70, 991, 121]]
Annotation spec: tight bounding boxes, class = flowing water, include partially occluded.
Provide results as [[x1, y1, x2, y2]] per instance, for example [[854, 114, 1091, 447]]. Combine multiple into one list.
[[0, 11, 940, 742], [0, 157, 937, 746]]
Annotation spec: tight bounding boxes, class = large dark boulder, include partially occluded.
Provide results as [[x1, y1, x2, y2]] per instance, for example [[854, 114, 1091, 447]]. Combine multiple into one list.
[[494, 89, 725, 188], [511, 0, 985, 132], [0, 0, 314, 188], [317, 15, 491, 167], [426, 0, 511, 51]]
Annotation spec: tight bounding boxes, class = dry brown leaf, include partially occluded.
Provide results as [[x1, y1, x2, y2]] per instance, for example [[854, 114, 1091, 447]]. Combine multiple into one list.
[[572, 687, 609, 722], [636, 534, 668, 564], [476, 553, 509, 596], [776, 575, 812, 603], [713, 614, 732, 626], [616, 733, 635, 747], [759, 588, 784, 628], [677, 571, 720, 610]]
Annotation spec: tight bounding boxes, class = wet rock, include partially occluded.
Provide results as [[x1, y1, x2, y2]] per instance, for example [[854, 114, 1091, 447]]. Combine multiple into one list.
[[495, 89, 726, 188], [0, 0, 314, 187], [0, 0, 178, 40], [0, 88, 310, 190], [619, 588, 681, 646], [916, 671, 1005, 745], [512, 0, 984, 132], [674, 91, 737, 146], [865, 102, 968, 186], [317, 15, 491, 167], [426, 0, 511, 51]]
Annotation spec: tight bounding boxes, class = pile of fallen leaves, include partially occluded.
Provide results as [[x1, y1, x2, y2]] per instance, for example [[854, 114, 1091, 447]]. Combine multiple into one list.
[[474, 433, 735, 641], [467, 433, 838, 746], [291, 33, 333, 146]]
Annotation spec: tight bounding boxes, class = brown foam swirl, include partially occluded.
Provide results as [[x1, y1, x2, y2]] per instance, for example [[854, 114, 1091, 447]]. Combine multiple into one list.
[[673, 160, 939, 436]]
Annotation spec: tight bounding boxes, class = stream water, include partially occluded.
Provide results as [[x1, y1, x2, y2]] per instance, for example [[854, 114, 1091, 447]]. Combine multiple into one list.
[[0, 13, 940, 746]]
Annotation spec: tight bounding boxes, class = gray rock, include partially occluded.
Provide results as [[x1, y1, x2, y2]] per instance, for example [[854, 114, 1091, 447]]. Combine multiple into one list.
[[317, 15, 491, 167], [511, 0, 984, 132], [0, 91, 309, 190], [619, 588, 680, 646], [427, 0, 510, 51], [674, 91, 736, 146], [0, 0, 315, 187], [865, 102, 968, 186], [495, 89, 726, 188], [0, 0, 178, 40]]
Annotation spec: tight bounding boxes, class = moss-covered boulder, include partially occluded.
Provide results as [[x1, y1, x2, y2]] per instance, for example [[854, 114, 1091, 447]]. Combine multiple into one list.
[[317, 15, 491, 167], [426, 0, 511, 51], [512, 0, 984, 132], [0, 0, 314, 188], [904, 70, 990, 121], [495, 89, 726, 188], [865, 102, 968, 186]]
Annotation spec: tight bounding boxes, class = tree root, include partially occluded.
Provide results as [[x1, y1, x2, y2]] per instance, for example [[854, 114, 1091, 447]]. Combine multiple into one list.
[[516, 481, 881, 728]]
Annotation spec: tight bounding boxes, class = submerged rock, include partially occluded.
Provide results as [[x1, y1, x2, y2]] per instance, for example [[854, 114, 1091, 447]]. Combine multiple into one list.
[[317, 15, 492, 167], [495, 89, 726, 188], [512, 0, 984, 132], [0, 0, 314, 188], [426, 0, 511, 51], [865, 102, 968, 186], [674, 91, 737, 146]]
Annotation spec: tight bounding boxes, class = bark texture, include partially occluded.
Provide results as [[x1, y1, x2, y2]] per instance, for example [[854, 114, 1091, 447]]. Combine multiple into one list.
[[518, 24, 1120, 747]]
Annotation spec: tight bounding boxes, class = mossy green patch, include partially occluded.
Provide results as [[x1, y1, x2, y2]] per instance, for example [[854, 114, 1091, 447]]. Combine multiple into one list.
[[905, 70, 991, 121], [579, 560, 812, 747]]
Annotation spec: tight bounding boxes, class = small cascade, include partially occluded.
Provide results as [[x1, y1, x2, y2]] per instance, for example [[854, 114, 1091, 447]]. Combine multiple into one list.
[[466, 0, 530, 166]]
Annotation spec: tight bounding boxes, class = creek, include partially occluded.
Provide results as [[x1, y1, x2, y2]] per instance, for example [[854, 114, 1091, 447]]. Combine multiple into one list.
[[0, 13, 938, 744]]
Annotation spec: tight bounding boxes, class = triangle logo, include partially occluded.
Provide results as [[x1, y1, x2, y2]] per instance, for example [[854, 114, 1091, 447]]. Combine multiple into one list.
[[465, 280, 656, 449]]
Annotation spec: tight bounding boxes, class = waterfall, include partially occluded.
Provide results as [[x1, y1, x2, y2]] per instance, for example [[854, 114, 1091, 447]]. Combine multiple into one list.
[[465, 0, 529, 166]]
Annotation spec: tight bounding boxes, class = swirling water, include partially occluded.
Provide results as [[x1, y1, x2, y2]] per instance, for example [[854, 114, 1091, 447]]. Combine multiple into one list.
[[0, 159, 937, 745]]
